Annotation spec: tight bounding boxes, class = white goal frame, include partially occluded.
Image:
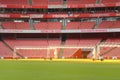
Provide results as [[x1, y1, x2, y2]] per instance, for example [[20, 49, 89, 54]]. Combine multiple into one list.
[[97, 43, 120, 59], [13, 46, 96, 59]]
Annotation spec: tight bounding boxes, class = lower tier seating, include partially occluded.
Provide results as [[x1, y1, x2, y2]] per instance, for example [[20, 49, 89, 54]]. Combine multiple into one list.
[[0, 41, 13, 58]]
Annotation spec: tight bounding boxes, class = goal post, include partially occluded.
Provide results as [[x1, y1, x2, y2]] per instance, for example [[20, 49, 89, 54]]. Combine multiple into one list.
[[13, 46, 57, 59], [97, 43, 120, 59], [13, 46, 96, 59]]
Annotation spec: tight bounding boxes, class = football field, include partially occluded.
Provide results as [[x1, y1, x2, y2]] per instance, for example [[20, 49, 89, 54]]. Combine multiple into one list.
[[0, 59, 120, 80]]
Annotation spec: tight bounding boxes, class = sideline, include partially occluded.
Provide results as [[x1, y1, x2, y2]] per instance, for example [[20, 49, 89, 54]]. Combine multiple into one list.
[[1, 59, 120, 63]]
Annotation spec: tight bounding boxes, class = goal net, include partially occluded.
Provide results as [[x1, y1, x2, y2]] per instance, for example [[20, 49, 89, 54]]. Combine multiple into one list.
[[13, 46, 96, 59], [97, 43, 120, 59]]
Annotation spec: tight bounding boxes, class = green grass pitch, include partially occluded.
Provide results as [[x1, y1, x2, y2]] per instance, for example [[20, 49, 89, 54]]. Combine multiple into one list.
[[0, 60, 120, 80]]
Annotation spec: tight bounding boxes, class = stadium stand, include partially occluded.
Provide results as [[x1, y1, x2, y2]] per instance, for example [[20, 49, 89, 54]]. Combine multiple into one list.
[[99, 38, 120, 59], [66, 0, 96, 5], [0, 0, 28, 5], [34, 22, 62, 30], [3, 38, 49, 58], [34, 22, 48, 30], [62, 48, 79, 58], [32, 0, 48, 5], [48, 0, 63, 5], [2, 22, 31, 30], [0, 41, 13, 58], [101, 0, 120, 4], [98, 20, 120, 29], [17, 49, 47, 58], [79, 22, 95, 29], [48, 39, 61, 46], [79, 38, 101, 46], [105, 38, 120, 44], [100, 47, 120, 59], [66, 22, 79, 30], [4, 38, 48, 48], [65, 39, 79, 46], [0, 0, 120, 59], [66, 21, 95, 30]]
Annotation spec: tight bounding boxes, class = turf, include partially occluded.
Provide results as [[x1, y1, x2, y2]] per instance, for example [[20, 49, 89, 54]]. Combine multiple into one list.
[[0, 60, 120, 80]]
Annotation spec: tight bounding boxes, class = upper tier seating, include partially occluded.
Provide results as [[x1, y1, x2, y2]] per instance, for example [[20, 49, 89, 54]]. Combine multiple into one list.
[[101, 0, 120, 4], [48, 0, 63, 5], [32, 0, 48, 6], [66, 22, 79, 30], [0, 0, 28, 5], [0, 41, 13, 58], [34, 22, 62, 30], [79, 22, 95, 29], [2, 22, 31, 30], [66, 0, 96, 5], [66, 22, 95, 30], [98, 21, 120, 29]]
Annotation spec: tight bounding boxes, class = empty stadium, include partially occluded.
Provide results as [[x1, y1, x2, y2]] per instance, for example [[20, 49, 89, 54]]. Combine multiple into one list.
[[0, 0, 120, 59], [0, 0, 120, 80]]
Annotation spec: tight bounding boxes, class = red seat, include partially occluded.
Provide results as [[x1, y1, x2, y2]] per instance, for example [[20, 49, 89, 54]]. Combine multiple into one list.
[[0, 41, 13, 58], [0, 0, 28, 5], [98, 21, 120, 29], [2, 22, 31, 30], [101, 0, 120, 4], [32, 0, 48, 6]]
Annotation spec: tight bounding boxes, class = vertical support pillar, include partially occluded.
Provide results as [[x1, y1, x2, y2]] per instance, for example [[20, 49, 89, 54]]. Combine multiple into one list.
[[47, 48, 50, 58], [54, 48, 58, 58], [96, 45, 100, 59], [92, 47, 96, 59], [13, 47, 17, 59]]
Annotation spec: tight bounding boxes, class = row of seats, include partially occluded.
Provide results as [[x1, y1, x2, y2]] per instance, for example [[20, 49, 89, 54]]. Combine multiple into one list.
[[66, 22, 95, 29], [0, 0, 120, 5], [98, 21, 120, 29], [1, 21, 120, 30], [101, 0, 120, 4], [0, 0, 28, 5], [66, 0, 120, 4], [1, 21, 95, 30], [66, 0, 96, 5], [65, 38, 101, 46], [4, 38, 61, 48], [2, 22, 31, 30], [0, 0, 63, 5], [33, 0, 63, 5], [34, 22, 62, 30]]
